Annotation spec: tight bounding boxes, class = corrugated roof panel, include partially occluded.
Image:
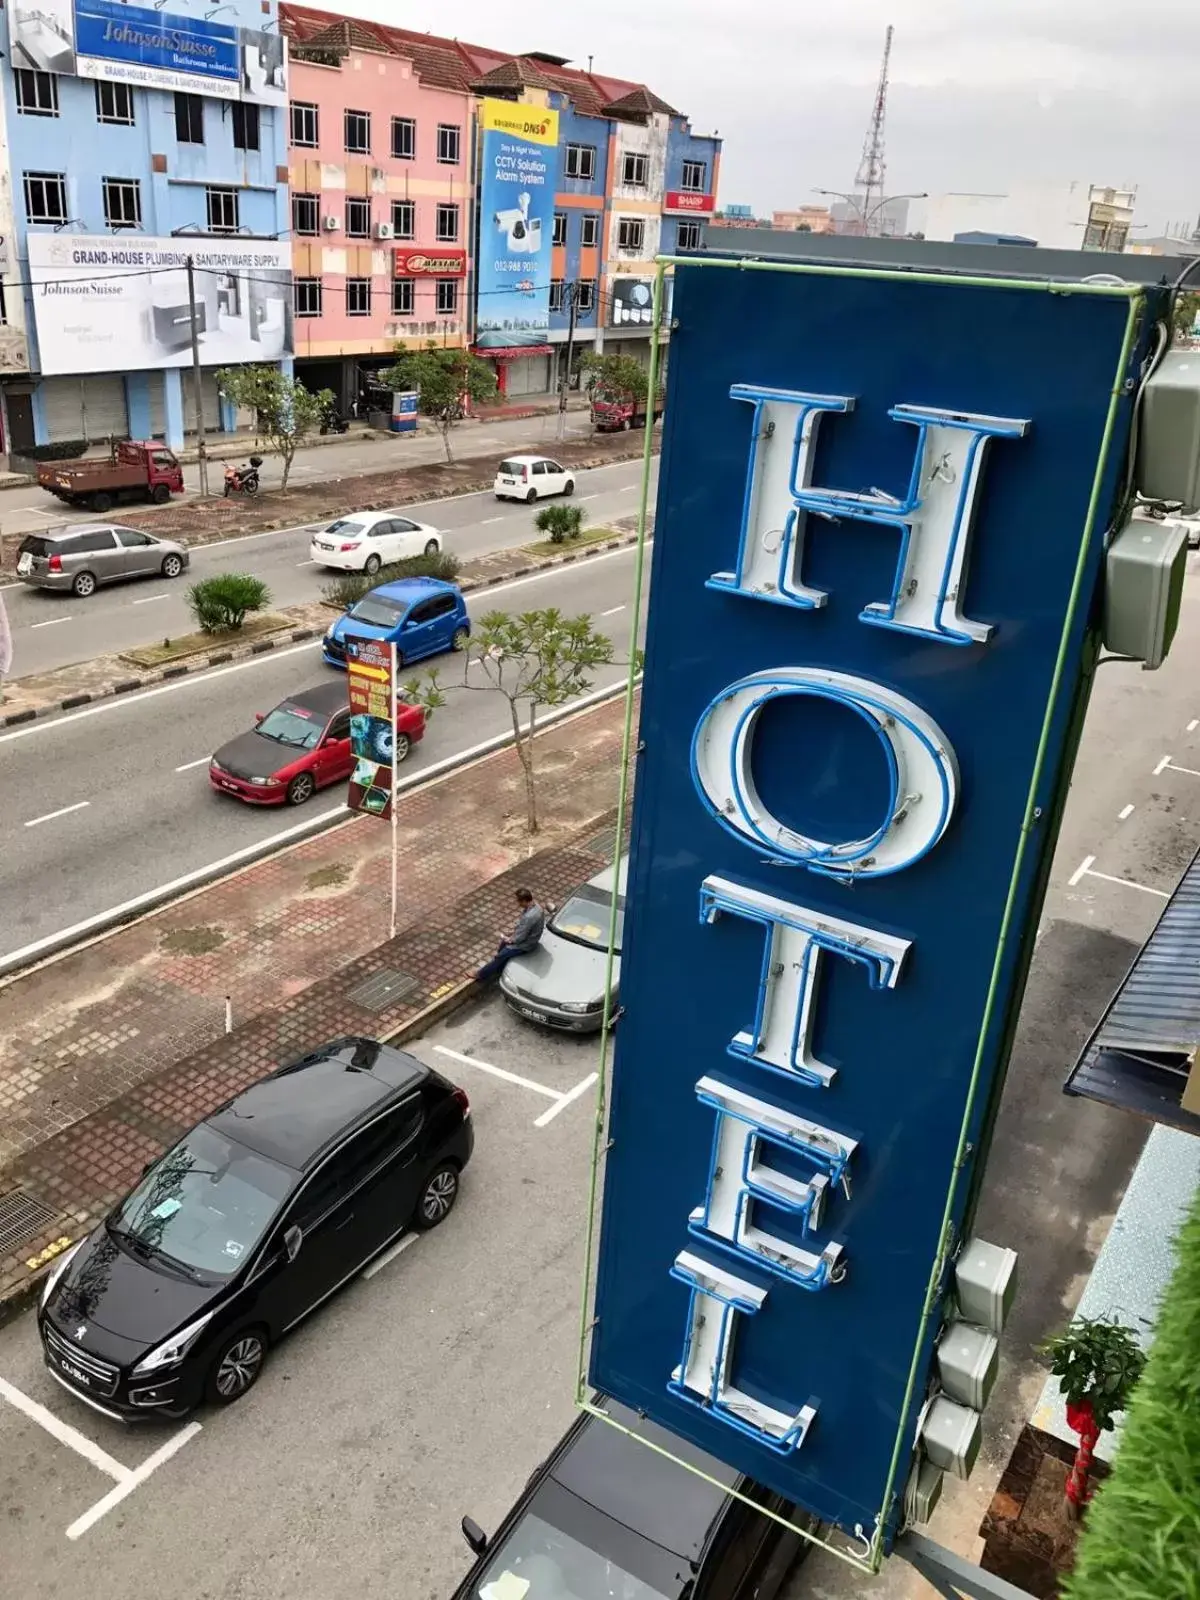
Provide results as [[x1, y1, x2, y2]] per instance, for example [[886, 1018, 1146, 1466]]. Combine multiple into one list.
[[1096, 856, 1200, 1054]]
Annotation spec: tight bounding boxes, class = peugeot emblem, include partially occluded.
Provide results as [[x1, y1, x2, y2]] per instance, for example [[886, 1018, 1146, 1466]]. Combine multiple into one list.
[[74, 1325, 87, 1341]]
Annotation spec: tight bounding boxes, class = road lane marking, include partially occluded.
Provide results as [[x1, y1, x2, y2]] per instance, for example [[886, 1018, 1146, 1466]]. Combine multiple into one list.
[[29, 616, 71, 629], [131, 594, 166, 605], [295, 559, 317, 567], [1189, 719, 1199, 733], [481, 516, 505, 525], [533, 1072, 599, 1128], [1118, 803, 1135, 820], [0, 1375, 129, 1482], [66, 1423, 202, 1541], [362, 1232, 418, 1280], [600, 605, 625, 617], [24, 801, 89, 828], [175, 756, 211, 772], [433, 1044, 561, 1100]]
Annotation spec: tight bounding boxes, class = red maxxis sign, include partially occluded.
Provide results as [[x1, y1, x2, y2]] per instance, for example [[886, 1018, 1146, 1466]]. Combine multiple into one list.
[[393, 248, 468, 277]]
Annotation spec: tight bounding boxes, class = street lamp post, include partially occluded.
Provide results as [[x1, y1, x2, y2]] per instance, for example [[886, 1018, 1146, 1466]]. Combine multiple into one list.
[[815, 188, 928, 239]]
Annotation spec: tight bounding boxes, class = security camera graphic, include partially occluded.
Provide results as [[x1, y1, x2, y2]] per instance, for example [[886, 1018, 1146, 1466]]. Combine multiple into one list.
[[493, 192, 541, 254]]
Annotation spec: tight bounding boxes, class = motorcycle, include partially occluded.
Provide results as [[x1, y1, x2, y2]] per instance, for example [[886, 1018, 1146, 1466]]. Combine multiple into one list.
[[320, 411, 351, 435], [223, 456, 263, 497]]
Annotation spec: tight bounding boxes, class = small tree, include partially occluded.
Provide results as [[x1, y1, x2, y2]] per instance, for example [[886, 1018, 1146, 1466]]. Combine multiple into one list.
[[1173, 290, 1200, 345], [461, 609, 614, 834], [534, 503, 584, 543], [1039, 1315, 1146, 1516], [187, 573, 271, 633], [214, 366, 332, 491], [578, 350, 649, 404], [380, 343, 499, 464]]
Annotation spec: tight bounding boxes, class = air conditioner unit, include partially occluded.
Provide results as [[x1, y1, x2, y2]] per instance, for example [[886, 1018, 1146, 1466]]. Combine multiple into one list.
[[375, 221, 394, 240], [322, 215, 341, 232]]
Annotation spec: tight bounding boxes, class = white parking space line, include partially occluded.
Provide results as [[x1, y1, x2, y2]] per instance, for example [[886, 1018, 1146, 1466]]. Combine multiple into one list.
[[533, 1072, 599, 1129], [1163, 759, 1200, 779], [174, 756, 211, 773], [24, 800, 89, 828], [1068, 854, 1169, 898], [1189, 719, 1198, 733], [1153, 754, 1172, 775], [1118, 803, 1135, 820], [29, 616, 71, 629], [600, 605, 625, 617], [434, 1045, 560, 1100], [1068, 855, 1096, 887], [362, 1231, 418, 1280], [0, 1375, 128, 1482], [66, 1423, 202, 1541]]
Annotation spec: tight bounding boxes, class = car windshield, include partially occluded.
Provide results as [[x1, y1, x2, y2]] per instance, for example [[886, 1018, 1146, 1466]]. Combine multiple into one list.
[[498, 460, 525, 476], [110, 1123, 294, 1282], [325, 519, 365, 539], [551, 889, 625, 955], [256, 704, 324, 749], [349, 597, 404, 627], [470, 1509, 671, 1600]]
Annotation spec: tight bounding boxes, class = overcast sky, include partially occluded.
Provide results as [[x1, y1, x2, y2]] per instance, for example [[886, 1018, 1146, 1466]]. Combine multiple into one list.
[[330, 0, 1196, 236]]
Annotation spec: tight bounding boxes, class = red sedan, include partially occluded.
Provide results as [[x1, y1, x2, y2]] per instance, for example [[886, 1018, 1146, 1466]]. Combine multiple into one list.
[[209, 681, 426, 806]]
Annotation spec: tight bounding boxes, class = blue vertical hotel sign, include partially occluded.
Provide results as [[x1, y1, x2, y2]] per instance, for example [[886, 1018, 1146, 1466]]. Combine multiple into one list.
[[589, 257, 1160, 1545]]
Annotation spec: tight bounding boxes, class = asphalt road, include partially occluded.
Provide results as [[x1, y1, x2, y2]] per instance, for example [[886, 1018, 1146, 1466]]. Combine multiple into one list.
[[0, 547, 647, 959], [4, 457, 656, 679]]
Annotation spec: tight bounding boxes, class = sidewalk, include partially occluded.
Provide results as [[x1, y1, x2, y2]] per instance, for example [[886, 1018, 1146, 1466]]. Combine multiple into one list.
[[0, 688, 636, 1314]]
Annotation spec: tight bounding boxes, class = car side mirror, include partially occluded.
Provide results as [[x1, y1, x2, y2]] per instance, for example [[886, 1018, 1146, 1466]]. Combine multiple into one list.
[[142, 1160, 155, 1176], [254, 712, 264, 724], [283, 1225, 303, 1262], [461, 1516, 488, 1556]]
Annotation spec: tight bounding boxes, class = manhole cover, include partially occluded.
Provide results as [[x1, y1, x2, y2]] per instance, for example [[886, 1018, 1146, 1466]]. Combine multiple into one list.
[[586, 827, 619, 858], [348, 969, 423, 1013], [0, 1189, 59, 1256]]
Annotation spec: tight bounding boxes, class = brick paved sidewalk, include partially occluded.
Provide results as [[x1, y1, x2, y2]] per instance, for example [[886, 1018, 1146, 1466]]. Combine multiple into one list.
[[0, 688, 637, 1310]]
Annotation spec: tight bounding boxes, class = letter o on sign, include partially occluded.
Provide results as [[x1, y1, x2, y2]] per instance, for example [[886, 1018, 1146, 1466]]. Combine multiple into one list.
[[690, 667, 960, 879]]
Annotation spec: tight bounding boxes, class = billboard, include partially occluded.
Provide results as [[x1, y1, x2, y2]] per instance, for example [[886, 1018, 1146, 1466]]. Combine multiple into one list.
[[7, 0, 286, 104], [664, 190, 716, 214], [474, 99, 558, 352], [346, 637, 398, 821], [27, 235, 292, 376], [393, 248, 467, 278], [589, 260, 1157, 1544]]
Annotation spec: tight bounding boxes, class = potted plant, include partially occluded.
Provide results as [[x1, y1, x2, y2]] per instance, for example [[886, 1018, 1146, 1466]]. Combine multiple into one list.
[[1039, 1315, 1146, 1515]]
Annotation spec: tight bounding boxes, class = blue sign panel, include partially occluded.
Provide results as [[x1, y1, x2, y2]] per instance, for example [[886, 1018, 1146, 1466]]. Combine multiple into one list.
[[74, 0, 240, 88], [589, 261, 1157, 1543], [475, 99, 559, 353]]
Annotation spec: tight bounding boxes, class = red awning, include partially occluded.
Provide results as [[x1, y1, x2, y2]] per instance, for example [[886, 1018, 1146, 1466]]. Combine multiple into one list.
[[476, 345, 554, 360]]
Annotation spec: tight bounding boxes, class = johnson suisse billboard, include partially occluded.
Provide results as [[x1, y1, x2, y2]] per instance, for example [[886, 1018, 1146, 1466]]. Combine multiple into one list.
[[589, 258, 1158, 1544]]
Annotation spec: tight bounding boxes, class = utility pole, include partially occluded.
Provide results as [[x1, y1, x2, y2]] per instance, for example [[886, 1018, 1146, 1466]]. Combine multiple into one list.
[[556, 279, 579, 443], [185, 256, 209, 497]]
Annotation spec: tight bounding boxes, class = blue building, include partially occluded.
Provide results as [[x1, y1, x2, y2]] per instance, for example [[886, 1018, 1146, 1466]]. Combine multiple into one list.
[[0, 0, 291, 454]]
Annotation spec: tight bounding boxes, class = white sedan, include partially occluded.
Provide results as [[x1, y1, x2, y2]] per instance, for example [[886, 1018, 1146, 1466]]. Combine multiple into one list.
[[309, 512, 443, 574]]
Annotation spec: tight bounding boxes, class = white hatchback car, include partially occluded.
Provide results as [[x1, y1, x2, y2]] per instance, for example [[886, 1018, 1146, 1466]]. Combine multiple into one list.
[[310, 512, 443, 574], [493, 455, 576, 503]]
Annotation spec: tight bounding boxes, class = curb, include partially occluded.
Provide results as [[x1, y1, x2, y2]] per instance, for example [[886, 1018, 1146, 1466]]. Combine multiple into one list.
[[0, 530, 645, 729]]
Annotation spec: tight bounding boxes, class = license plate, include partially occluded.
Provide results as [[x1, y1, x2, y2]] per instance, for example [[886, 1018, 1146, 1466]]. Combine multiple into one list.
[[16, 553, 32, 575], [500, 479, 514, 486], [220, 780, 238, 792], [58, 1357, 92, 1388], [316, 542, 334, 551], [514, 1004, 542, 1022]]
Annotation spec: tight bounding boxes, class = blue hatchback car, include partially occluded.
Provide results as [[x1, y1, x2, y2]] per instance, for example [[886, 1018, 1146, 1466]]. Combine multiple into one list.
[[323, 577, 471, 669]]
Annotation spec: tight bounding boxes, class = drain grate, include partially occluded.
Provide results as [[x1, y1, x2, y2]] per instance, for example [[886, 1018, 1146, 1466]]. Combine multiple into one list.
[[0, 1189, 59, 1256], [348, 968, 423, 1014], [586, 826, 619, 859]]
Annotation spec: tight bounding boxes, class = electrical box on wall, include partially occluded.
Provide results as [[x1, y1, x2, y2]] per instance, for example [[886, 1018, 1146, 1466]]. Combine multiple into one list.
[[1138, 350, 1200, 507], [920, 1396, 982, 1480], [1104, 516, 1187, 670], [937, 1322, 1000, 1411], [904, 1458, 945, 1525], [954, 1239, 1017, 1334]]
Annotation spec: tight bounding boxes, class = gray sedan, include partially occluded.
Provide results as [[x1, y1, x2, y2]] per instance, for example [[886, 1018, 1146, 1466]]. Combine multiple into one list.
[[500, 857, 627, 1033], [15, 523, 189, 597]]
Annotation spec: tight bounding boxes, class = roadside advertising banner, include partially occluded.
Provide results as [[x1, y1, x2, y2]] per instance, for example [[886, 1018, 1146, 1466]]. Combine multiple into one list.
[[346, 637, 397, 822], [588, 259, 1162, 1548], [474, 99, 559, 352]]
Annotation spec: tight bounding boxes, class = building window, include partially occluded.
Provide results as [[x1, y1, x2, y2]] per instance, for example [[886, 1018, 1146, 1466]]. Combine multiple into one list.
[[290, 100, 318, 147], [345, 196, 371, 238], [344, 108, 370, 154], [95, 81, 134, 125], [391, 199, 415, 239], [346, 278, 371, 316], [231, 102, 260, 152], [293, 192, 318, 236], [435, 203, 459, 243], [0, 282, 7, 325], [552, 212, 567, 246], [580, 213, 599, 247], [576, 280, 596, 312], [206, 186, 239, 233], [391, 117, 416, 160], [102, 176, 142, 230], [436, 279, 459, 316], [617, 217, 645, 252], [681, 160, 706, 192], [678, 220, 702, 250], [23, 171, 68, 225], [392, 278, 414, 316], [622, 152, 648, 187], [565, 143, 596, 180], [294, 278, 322, 317], [436, 124, 461, 165], [549, 280, 565, 313], [175, 92, 204, 144], [15, 70, 58, 117]]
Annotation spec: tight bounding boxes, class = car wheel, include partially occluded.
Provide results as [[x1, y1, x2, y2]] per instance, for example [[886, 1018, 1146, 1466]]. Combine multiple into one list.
[[71, 570, 97, 598], [205, 1327, 268, 1407], [451, 624, 469, 652], [526, 487, 537, 503], [563, 479, 575, 496], [286, 773, 316, 806], [161, 554, 183, 579], [90, 492, 113, 513], [151, 483, 171, 505], [363, 553, 382, 576], [414, 1163, 459, 1230], [393, 731, 411, 765], [423, 538, 440, 556]]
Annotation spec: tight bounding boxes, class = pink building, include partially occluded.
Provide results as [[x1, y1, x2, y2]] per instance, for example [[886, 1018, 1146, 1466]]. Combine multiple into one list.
[[282, 14, 473, 412]]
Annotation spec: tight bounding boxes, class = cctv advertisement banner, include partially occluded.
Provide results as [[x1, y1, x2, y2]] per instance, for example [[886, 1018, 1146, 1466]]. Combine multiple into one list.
[[475, 99, 559, 353], [346, 637, 398, 822], [26, 235, 293, 376], [589, 260, 1161, 1544]]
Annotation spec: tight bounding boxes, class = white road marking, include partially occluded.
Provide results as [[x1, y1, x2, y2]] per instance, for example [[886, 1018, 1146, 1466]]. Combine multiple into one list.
[[1189, 719, 1198, 733], [1082, 867, 1170, 899], [481, 516, 505, 525], [1068, 855, 1096, 887], [295, 559, 317, 567], [0, 1375, 128, 1482], [580, 494, 600, 501], [24, 800, 89, 828], [1118, 803, 1135, 820], [618, 485, 636, 492], [174, 756, 211, 773], [1164, 760, 1200, 779], [29, 616, 70, 629], [362, 1232, 418, 1280], [66, 1423, 201, 1541], [600, 605, 625, 617], [131, 594, 166, 605], [1153, 754, 1172, 775], [433, 1044, 561, 1100], [533, 1071, 599, 1129]]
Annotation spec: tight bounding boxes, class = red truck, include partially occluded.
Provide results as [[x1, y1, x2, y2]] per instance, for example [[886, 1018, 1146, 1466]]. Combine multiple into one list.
[[38, 440, 185, 512], [591, 388, 664, 432]]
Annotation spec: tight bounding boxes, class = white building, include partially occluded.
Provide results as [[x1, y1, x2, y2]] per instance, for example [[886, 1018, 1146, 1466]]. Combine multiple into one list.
[[911, 181, 1138, 252]]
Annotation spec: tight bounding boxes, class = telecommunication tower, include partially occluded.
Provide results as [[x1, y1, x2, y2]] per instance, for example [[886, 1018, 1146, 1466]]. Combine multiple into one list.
[[853, 24, 894, 236]]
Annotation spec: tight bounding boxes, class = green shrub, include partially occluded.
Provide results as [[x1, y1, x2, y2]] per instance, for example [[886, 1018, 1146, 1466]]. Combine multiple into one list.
[[321, 548, 462, 609], [534, 503, 584, 543], [187, 573, 272, 633], [21, 438, 90, 462]]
